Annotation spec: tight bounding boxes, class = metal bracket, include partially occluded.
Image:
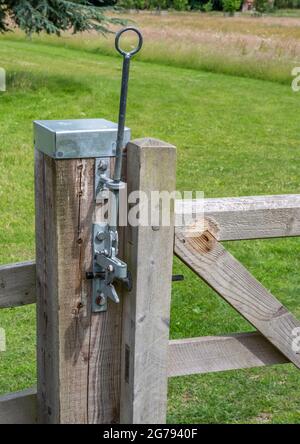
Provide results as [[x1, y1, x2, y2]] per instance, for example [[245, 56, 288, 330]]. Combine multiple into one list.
[[92, 223, 128, 312], [95, 163, 127, 202], [95, 159, 111, 202]]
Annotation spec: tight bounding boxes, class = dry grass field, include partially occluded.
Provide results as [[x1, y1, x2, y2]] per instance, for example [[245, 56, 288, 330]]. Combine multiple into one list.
[[27, 10, 300, 84]]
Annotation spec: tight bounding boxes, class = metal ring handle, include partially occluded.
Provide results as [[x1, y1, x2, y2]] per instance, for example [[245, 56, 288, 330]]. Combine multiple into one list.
[[115, 27, 143, 58]]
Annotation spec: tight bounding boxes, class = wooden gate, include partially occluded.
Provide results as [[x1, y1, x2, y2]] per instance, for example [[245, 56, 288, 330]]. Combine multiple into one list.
[[0, 138, 299, 423]]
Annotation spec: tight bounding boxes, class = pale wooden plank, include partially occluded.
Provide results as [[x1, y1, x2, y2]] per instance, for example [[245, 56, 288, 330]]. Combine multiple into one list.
[[0, 388, 37, 424], [120, 138, 176, 424], [0, 261, 36, 308], [168, 332, 289, 377], [175, 228, 300, 369], [176, 194, 300, 240]]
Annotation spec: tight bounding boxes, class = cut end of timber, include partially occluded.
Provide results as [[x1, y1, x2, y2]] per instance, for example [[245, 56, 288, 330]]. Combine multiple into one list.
[[129, 138, 176, 149], [177, 226, 217, 256]]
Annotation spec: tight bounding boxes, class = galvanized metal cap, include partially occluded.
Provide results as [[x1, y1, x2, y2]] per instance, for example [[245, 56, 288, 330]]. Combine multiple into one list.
[[34, 119, 131, 159]]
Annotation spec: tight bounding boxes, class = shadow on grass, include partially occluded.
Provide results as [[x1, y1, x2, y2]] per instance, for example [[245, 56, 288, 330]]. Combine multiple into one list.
[[5, 70, 92, 96]]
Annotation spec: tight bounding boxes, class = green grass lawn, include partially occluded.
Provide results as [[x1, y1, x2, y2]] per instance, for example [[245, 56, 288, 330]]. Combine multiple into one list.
[[0, 36, 300, 423]]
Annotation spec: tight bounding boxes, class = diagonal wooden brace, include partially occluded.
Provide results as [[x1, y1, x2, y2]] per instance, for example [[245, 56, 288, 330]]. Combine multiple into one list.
[[175, 223, 300, 369]]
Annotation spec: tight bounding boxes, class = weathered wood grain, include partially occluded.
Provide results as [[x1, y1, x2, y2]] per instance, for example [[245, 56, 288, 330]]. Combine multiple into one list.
[[0, 261, 36, 308], [87, 157, 123, 424], [36, 151, 91, 424], [0, 388, 37, 424], [168, 332, 288, 377], [35, 151, 123, 424], [175, 228, 300, 369], [120, 138, 176, 424], [176, 194, 300, 240]]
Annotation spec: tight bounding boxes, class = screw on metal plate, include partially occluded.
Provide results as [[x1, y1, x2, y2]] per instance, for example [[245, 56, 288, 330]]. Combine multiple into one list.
[[95, 158, 110, 202], [90, 28, 143, 313], [91, 223, 128, 312]]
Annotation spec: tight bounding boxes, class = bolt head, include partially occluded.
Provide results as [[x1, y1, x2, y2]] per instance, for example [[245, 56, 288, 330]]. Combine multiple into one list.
[[107, 264, 114, 273], [98, 160, 108, 172], [96, 231, 106, 242], [95, 292, 106, 306], [152, 225, 160, 231]]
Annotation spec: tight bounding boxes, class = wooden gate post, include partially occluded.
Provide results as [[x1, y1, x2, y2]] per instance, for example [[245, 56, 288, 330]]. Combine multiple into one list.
[[120, 138, 176, 424], [34, 120, 129, 424]]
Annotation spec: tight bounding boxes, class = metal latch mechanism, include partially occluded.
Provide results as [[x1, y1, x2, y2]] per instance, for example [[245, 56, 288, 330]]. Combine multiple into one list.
[[87, 224, 131, 312], [89, 27, 143, 312]]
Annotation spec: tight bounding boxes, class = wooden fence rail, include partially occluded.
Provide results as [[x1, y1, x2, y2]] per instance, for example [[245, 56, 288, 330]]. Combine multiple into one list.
[[0, 331, 289, 424], [175, 227, 300, 369], [177, 194, 300, 240], [2, 194, 300, 309], [168, 332, 288, 377], [0, 261, 36, 309], [0, 388, 37, 424]]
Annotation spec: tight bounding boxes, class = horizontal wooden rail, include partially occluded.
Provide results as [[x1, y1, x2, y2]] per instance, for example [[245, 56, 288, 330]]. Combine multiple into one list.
[[0, 261, 36, 309], [0, 331, 289, 423], [1, 194, 300, 309], [168, 332, 288, 377], [177, 194, 300, 240], [0, 387, 37, 424]]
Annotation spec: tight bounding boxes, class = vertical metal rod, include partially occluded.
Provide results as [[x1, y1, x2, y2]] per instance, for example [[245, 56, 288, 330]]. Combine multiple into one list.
[[114, 55, 130, 183], [111, 27, 143, 230], [111, 190, 119, 232]]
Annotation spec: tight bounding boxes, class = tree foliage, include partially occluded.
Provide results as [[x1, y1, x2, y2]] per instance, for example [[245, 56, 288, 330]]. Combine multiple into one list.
[[0, 0, 125, 35], [222, 0, 241, 14], [254, 0, 273, 12]]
